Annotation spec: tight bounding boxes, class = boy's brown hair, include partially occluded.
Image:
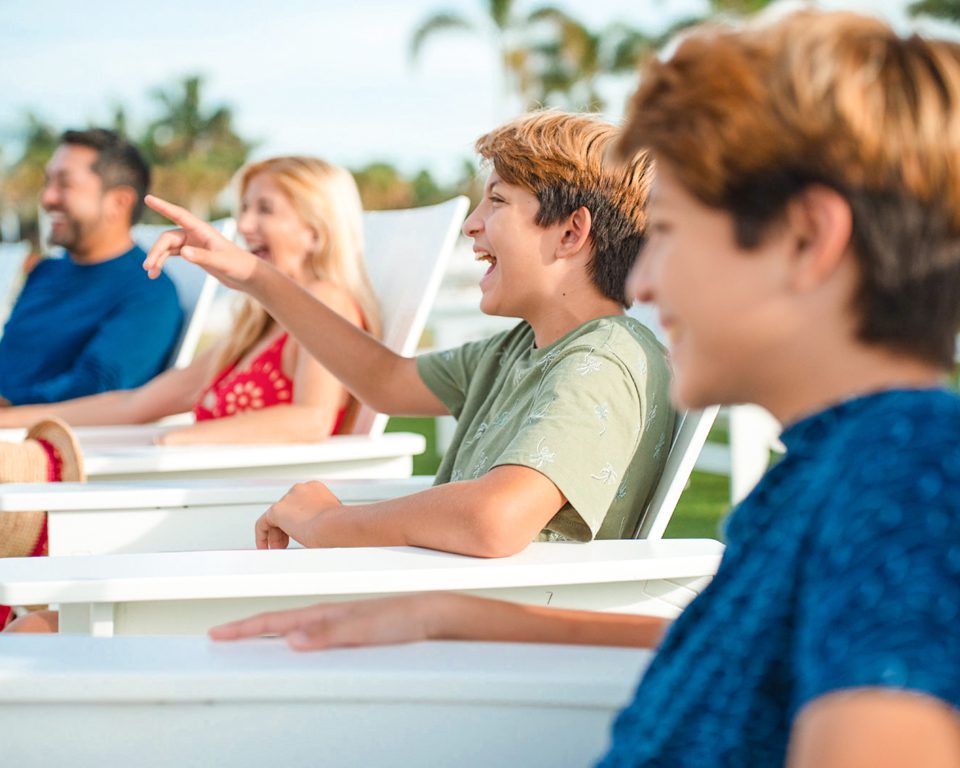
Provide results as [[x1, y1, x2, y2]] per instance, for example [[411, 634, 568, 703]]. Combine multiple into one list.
[[476, 110, 653, 307], [619, 11, 960, 367]]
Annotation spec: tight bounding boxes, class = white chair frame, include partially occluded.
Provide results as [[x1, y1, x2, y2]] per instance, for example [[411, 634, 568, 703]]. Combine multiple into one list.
[[0, 635, 651, 767], [0, 409, 721, 636], [0, 538, 723, 636]]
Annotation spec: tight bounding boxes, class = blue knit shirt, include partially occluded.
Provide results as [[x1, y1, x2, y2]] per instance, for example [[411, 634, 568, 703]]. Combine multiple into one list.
[[0, 246, 182, 404], [599, 388, 960, 767]]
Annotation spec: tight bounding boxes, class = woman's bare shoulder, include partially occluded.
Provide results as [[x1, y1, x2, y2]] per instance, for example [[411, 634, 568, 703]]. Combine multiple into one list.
[[302, 279, 363, 324]]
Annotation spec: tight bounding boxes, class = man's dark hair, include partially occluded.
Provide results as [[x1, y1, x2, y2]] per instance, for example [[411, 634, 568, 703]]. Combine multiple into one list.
[[61, 128, 151, 224]]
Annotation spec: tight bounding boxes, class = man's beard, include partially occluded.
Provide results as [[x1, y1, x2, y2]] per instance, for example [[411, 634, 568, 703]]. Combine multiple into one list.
[[46, 216, 84, 251]]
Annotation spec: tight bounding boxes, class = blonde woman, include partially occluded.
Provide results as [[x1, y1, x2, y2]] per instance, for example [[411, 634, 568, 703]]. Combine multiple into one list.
[[0, 156, 380, 444]]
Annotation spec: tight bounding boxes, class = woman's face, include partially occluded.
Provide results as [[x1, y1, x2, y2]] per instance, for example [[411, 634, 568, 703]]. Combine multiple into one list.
[[237, 173, 317, 280]]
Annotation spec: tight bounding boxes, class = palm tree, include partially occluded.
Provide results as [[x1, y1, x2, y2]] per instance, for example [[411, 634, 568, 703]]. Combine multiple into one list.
[[411, 0, 569, 113], [525, 11, 661, 112], [659, 0, 779, 42], [1, 114, 59, 247], [525, 8, 604, 110], [908, 0, 960, 22], [352, 162, 416, 210], [141, 75, 254, 218]]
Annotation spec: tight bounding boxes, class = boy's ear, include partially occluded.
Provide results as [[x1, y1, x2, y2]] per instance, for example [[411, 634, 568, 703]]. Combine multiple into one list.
[[557, 206, 593, 258], [785, 185, 854, 292]]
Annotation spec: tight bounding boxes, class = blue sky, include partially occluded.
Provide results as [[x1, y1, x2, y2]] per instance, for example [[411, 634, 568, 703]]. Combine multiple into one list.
[[0, 0, 936, 182]]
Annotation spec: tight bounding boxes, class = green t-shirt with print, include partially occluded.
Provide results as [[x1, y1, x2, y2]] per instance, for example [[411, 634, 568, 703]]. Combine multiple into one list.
[[416, 315, 674, 541]]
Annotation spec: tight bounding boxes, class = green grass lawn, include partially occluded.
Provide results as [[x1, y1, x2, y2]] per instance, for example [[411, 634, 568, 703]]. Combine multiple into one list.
[[385, 416, 731, 541]]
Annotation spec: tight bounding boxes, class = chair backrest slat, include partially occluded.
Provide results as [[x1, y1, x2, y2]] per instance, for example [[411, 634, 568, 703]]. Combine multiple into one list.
[[351, 196, 470, 436]]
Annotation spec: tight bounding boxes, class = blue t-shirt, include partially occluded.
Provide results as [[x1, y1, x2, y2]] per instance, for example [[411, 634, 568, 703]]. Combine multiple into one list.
[[600, 388, 960, 767], [0, 245, 182, 404]]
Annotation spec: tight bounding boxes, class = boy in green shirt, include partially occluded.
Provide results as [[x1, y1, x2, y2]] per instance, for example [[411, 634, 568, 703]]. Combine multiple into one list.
[[144, 111, 672, 556]]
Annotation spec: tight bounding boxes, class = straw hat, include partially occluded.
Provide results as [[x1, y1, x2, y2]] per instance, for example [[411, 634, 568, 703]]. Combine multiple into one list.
[[0, 418, 85, 558]]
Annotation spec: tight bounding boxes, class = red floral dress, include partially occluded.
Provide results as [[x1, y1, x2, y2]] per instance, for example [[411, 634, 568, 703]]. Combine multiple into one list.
[[194, 333, 294, 420], [193, 332, 348, 432]]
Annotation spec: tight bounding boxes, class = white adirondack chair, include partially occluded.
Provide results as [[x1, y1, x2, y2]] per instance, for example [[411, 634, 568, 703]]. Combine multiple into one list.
[[0, 635, 650, 767], [0, 538, 723, 636], [0, 407, 721, 635], [727, 404, 783, 504], [0, 402, 716, 556], [352, 199, 470, 436], [0, 240, 31, 327]]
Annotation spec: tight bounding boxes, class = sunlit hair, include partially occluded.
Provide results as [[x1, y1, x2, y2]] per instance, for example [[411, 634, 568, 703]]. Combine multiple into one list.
[[216, 156, 382, 376], [475, 110, 653, 306], [618, 10, 960, 368]]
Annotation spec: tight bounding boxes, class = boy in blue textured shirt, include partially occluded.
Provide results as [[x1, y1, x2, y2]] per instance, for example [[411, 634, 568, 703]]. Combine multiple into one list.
[[209, 9, 960, 767], [0, 129, 181, 405]]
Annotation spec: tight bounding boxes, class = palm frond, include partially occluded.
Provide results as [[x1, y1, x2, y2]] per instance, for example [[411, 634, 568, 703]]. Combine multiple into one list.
[[908, 0, 960, 22], [410, 13, 475, 62]]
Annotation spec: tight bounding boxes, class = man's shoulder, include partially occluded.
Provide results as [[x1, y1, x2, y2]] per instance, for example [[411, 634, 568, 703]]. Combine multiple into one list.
[[25, 254, 70, 279], [112, 245, 180, 297]]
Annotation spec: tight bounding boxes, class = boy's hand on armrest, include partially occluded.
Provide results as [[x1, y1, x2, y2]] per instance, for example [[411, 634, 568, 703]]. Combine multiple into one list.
[[256, 480, 343, 549]]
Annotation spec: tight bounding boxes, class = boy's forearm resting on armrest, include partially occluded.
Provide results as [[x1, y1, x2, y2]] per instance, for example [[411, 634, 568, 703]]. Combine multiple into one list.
[[258, 465, 566, 557], [210, 592, 671, 651]]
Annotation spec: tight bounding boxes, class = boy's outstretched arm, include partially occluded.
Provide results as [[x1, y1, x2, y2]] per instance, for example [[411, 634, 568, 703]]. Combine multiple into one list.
[[142, 194, 447, 417], [255, 465, 567, 558], [209, 592, 670, 652]]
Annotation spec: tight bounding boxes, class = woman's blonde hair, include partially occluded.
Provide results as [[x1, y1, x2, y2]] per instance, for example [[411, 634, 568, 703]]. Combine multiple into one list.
[[216, 156, 382, 373]]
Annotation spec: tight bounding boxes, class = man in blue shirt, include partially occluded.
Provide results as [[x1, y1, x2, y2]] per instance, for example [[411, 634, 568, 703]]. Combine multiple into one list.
[[0, 128, 182, 405]]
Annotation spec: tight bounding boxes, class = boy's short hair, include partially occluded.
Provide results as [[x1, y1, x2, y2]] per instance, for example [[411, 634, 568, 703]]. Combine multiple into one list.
[[476, 110, 652, 307], [61, 128, 151, 224], [618, 11, 960, 368]]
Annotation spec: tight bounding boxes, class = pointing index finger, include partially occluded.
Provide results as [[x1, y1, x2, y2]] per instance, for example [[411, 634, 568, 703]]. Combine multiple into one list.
[[144, 194, 208, 233]]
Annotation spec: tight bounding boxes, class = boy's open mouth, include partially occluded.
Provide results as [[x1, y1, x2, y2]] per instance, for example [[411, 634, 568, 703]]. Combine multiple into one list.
[[475, 250, 497, 276]]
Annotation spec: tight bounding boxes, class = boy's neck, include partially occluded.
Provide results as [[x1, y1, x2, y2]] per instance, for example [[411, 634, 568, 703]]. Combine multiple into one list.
[[752, 340, 946, 427], [528, 294, 625, 348]]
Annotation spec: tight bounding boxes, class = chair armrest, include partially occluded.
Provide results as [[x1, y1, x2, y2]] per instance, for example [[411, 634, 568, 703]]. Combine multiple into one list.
[[0, 635, 650, 767], [0, 475, 437, 556], [0, 538, 724, 633]]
